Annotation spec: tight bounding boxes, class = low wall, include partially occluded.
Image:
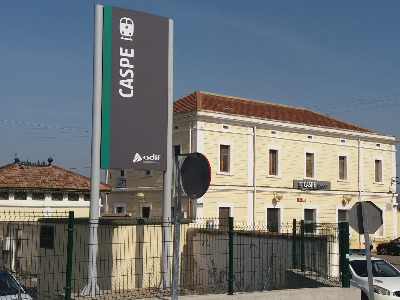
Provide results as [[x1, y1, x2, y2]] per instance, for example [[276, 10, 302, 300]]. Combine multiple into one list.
[[140, 287, 360, 300]]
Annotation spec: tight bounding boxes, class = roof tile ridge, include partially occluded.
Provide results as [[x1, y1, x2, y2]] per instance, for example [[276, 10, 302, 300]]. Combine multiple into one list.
[[0, 163, 18, 170], [173, 91, 197, 102], [300, 107, 375, 133], [51, 165, 112, 187], [52, 165, 90, 179], [195, 91, 377, 133], [200, 91, 309, 110]]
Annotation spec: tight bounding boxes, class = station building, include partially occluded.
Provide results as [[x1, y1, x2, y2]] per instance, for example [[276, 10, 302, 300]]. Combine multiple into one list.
[[105, 91, 398, 244]]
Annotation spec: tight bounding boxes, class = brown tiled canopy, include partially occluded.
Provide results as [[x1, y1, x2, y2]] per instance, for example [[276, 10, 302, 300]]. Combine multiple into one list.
[[174, 91, 373, 133], [0, 163, 111, 192]]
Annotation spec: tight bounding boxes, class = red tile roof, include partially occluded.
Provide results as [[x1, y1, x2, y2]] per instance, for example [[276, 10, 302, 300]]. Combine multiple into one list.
[[173, 91, 373, 133], [0, 163, 112, 192]]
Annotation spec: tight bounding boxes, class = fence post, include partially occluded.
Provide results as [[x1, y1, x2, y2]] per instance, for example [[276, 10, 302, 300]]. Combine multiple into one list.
[[339, 221, 350, 288], [300, 220, 305, 272], [65, 211, 75, 300], [292, 219, 297, 269], [228, 217, 234, 295]]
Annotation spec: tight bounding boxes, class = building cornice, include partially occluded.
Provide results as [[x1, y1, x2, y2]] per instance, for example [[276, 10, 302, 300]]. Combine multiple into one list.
[[174, 110, 397, 144]]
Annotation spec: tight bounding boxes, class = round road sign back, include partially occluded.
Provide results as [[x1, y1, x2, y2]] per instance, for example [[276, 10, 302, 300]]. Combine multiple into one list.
[[180, 153, 211, 199]]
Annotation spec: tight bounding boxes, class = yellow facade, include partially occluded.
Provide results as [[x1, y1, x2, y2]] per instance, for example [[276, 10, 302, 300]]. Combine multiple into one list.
[[106, 97, 397, 246]]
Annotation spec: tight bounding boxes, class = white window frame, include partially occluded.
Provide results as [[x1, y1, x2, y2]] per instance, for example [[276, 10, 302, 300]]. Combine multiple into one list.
[[336, 207, 349, 223], [302, 204, 319, 223], [218, 141, 233, 175], [114, 203, 126, 214], [302, 205, 319, 233], [304, 150, 316, 179], [267, 146, 281, 178], [14, 191, 27, 200], [51, 192, 64, 201], [32, 192, 45, 201], [217, 202, 233, 229], [338, 153, 349, 181], [140, 203, 152, 218], [264, 203, 284, 233], [67, 193, 79, 201], [217, 202, 234, 217], [374, 156, 384, 184], [336, 206, 352, 237]]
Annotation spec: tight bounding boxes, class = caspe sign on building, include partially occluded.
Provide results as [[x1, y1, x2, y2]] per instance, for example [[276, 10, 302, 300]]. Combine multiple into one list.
[[100, 6, 171, 171]]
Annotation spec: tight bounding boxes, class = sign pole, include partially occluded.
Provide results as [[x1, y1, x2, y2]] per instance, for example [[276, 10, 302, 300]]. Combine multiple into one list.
[[81, 4, 103, 296], [171, 154, 182, 300], [361, 199, 375, 300], [160, 19, 174, 289], [171, 152, 211, 298]]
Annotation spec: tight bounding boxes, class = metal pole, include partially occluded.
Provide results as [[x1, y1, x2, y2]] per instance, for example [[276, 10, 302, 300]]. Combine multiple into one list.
[[228, 217, 234, 295], [292, 219, 297, 269], [339, 221, 350, 288], [361, 201, 375, 300], [18, 266, 21, 300], [65, 211, 75, 300], [160, 19, 174, 290], [300, 220, 305, 272], [81, 4, 102, 296], [171, 154, 181, 300]]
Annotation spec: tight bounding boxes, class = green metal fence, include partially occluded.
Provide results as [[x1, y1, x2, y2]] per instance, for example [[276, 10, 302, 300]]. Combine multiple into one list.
[[0, 211, 349, 299]]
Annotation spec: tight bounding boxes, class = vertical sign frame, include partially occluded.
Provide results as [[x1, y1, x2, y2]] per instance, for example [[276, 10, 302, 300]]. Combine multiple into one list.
[[87, 5, 173, 295]]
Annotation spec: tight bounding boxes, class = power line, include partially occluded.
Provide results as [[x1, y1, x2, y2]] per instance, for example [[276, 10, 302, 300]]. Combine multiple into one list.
[[0, 119, 90, 133], [304, 94, 400, 116], [324, 102, 400, 116], [306, 94, 399, 110]]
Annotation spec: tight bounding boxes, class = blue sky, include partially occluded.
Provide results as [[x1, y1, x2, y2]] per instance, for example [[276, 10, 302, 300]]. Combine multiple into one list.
[[1, 0, 399, 182]]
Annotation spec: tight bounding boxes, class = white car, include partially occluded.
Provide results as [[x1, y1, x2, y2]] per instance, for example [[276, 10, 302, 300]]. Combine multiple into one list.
[[349, 255, 400, 300], [0, 269, 32, 300]]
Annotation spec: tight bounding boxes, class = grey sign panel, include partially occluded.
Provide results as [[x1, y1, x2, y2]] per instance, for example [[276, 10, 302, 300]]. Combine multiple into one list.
[[102, 6, 170, 171], [348, 201, 383, 234], [293, 180, 331, 190]]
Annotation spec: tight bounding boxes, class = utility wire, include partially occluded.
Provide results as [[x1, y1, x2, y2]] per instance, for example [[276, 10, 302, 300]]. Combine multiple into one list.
[[307, 94, 399, 109], [305, 94, 400, 115], [324, 102, 400, 116], [0, 119, 90, 133], [0, 118, 91, 140]]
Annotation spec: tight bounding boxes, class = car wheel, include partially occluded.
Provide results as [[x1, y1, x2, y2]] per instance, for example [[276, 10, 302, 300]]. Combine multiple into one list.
[[380, 247, 388, 255]]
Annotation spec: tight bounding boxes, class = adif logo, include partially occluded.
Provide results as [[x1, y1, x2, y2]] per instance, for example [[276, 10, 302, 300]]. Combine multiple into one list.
[[133, 153, 161, 164], [133, 153, 142, 163]]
